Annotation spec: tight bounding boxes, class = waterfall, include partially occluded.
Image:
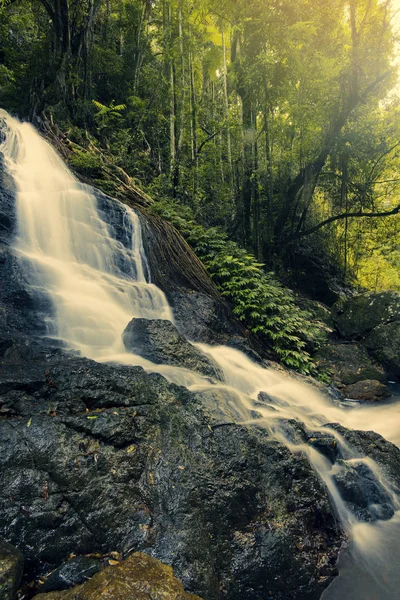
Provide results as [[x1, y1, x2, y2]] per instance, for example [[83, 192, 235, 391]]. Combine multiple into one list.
[[0, 109, 172, 359], [1, 109, 400, 599]]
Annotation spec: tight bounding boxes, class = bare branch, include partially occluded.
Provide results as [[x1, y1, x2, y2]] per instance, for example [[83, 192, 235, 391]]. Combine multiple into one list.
[[287, 204, 400, 243]]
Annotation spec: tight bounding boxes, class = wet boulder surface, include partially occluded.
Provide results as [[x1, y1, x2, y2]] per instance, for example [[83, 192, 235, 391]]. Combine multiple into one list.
[[314, 343, 387, 387], [0, 335, 346, 600], [122, 318, 224, 381], [333, 291, 400, 340], [341, 379, 392, 402]]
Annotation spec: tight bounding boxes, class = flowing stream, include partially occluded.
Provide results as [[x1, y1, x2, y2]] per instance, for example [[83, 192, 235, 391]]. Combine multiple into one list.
[[1, 109, 400, 599]]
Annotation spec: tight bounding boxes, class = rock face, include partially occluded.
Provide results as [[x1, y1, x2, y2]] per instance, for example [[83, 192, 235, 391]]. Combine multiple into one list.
[[122, 318, 224, 381], [34, 553, 202, 599], [333, 292, 400, 378], [315, 343, 387, 386], [167, 290, 255, 352], [0, 160, 53, 339], [342, 380, 391, 402], [0, 539, 24, 600], [0, 337, 344, 600]]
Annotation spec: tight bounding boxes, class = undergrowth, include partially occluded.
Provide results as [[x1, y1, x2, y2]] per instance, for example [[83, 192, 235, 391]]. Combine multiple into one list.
[[152, 199, 327, 374]]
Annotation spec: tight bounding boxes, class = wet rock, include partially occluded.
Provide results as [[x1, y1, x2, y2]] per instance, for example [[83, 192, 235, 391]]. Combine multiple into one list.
[[39, 556, 102, 593], [315, 343, 387, 386], [365, 321, 400, 378], [333, 461, 395, 522], [123, 318, 224, 381], [167, 291, 240, 344], [0, 539, 24, 600], [307, 436, 339, 464], [34, 553, 202, 599], [327, 424, 400, 490], [342, 380, 391, 402], [333, 291, 400, 339], [167, 290, 257, 356], [0, 347, 344, 600]]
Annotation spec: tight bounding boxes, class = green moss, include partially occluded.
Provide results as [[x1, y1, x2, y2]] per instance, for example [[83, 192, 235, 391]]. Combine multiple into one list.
[[69, 150, 103, 178]]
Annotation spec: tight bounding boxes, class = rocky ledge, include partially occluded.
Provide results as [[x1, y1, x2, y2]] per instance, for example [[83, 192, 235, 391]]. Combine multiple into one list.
[[0, 334, 346, 600]]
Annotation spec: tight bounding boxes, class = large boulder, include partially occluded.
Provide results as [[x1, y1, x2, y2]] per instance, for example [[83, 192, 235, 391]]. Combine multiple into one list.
[[122, 318, 224, 381], [342, 380, 391, 402], [365, 321, 400, 378], [333, 292, 400, 339], [0, 342, 344, 600], [34, 553, 202, 600], [0, 539, 24, 600], [315, 343, 387, 386]]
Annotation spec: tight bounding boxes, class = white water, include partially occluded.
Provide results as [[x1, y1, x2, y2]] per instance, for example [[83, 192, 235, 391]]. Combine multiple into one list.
[[0, 109, 172, 358], [1, 109, 400, 599]]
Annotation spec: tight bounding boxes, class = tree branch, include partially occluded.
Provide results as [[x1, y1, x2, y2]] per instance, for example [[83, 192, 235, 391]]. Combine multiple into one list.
[[195, 130, 220, 157], [286, 204, 400, 243], [368, 140, 400, 181]]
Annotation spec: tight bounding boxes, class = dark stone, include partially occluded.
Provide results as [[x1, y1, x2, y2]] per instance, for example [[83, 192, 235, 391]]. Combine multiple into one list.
[[333, 291, 400, 339], [315, 343, 387, 386], [307, 436, 339, 464], [333, 461, 395, 522], [0, 539, 24, 600], [365, 321, 400, 378], [0, 163, 53, 339], [342, 380, 391, 402], [168, 290, 254, 353], [327, 424, 400, 490], [0, 348, 344, 600], [257, 391, 290, 409], [39, 556, 102, 592], [122, 318, 224, 381]]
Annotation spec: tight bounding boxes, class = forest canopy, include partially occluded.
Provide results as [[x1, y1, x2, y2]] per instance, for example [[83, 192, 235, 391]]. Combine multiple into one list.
[[0, 0, 400, 293]]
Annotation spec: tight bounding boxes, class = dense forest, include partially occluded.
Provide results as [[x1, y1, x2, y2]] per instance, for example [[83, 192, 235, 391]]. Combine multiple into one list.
[[1, 0, 400, 370]]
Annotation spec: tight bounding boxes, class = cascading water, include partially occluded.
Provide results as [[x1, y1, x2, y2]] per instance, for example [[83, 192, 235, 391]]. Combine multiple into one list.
[[1, 109, 400, 599], [0, 109, 172, 359]]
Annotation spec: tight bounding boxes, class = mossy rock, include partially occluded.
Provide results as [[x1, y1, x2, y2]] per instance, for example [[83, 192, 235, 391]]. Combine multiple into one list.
[[0, 539, 24, 600], [333, 292, 400, 339], [342, 380, 391, 402], [315, 343, 387, 386], [34, 553, 202, 600], [365, 321, 400, 378]]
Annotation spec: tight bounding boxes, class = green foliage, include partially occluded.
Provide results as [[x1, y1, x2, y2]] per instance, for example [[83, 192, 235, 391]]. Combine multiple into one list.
[[153, 199, 326, 374], [92, 100, 127, 132], [69, 150, 103, 178]]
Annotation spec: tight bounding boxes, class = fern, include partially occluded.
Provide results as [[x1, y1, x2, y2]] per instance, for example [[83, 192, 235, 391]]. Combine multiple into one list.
[[152, 199, 327, 375], [92, 99, 126, 131]]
